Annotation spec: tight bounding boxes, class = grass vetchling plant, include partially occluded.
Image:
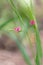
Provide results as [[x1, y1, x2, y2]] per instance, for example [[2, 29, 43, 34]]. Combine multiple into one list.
[[0, 0, 42, 65]]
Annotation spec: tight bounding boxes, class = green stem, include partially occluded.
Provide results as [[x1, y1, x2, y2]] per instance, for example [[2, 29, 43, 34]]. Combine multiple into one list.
[[0, 18, 14, 30], [9, 0, 24, 25], [35, 52, 40, 65], [35, 27, 42, 58]]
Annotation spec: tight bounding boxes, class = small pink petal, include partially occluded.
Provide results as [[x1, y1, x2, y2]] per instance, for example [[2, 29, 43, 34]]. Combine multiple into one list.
[[14, 26, 21, 32], [30, 20, 35, 25]]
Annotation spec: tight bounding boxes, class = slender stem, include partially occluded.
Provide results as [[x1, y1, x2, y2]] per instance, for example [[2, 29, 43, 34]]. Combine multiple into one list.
[[0, 18, 14, 30], [9, 0, 24, 25], [34, 27, 42, 58]]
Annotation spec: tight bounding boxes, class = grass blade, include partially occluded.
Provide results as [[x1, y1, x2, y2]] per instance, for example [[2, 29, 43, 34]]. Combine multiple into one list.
[[0, 18, 14, 30], [35, 53, 40, 65], [35, 27, 42, 58], [7, 31, 32, 65]]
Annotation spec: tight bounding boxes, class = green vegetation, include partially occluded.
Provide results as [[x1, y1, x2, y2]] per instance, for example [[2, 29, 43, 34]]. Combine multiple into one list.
[[0, 0, 42, 65]]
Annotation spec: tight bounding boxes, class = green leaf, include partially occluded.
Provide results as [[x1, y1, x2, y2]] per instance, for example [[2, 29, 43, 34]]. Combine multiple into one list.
[[7, 31, 32, 65]]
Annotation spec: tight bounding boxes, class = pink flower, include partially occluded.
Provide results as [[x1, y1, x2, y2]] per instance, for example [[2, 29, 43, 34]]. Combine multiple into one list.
[[30, 20, 35, 25], [14, 26, 21, 32]]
